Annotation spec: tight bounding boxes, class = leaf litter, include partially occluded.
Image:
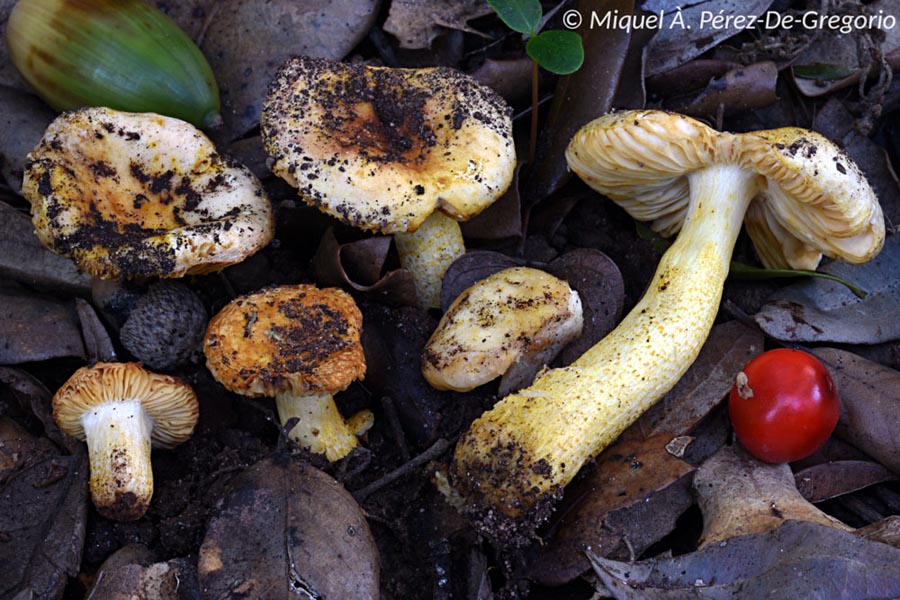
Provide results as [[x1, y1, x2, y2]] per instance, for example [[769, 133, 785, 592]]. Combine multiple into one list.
[[2, 0, 900, 597]]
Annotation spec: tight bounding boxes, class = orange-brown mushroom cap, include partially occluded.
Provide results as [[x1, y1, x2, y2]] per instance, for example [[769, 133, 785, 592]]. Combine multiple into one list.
[[52, 362, 199, 449], [23, 107, 275, 279], [203, 284, 366, 398]]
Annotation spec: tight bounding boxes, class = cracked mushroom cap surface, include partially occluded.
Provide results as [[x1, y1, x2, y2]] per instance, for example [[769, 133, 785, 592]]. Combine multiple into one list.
[[566, 109, 884, 270], [203, 284, 366, 398], [23, 107, 275, 279], [260, 56, 516, 234], [422, 267, 583, 393], [53, 362, 199, 449]]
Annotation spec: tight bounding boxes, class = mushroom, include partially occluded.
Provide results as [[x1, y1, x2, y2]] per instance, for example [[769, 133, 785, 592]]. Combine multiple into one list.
[[441, 110, 885, 543], [203, 284, 369, 461], [23, 107, 274, 279], [53, 362, 199, 520], [422, 267, 583, 394], [260, 56, 516, 308], [119, 281, 208, 370]]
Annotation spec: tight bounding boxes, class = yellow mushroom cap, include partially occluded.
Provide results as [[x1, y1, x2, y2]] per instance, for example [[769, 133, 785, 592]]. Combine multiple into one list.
[[422, 267, 583, 393], [203, 284, 366, 398], [260, 56, 516, 234], [52, 362, 199, 449], [23, 107, 275, 279], [566, 110, 884, 270]]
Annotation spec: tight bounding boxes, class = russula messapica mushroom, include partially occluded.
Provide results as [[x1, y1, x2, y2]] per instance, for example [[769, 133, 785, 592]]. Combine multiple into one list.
[[53, 362, 199, 520], [441, 110, 885, 543], [260, 56, 516, 308], [203, 284, 370, 461], [23, 107, 274, 279], [422, 267, 583, 394]]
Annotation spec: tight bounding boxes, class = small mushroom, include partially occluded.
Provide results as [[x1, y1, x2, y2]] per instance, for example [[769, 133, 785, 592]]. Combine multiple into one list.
[[23, 107, 274, 279], [422, 267, 583, 394], [119, 281, 208, 370], [261, 56, 516, 308], [52, 362, 199, 520], [203, 284, 369, 461], [443, 110, 885, 543]]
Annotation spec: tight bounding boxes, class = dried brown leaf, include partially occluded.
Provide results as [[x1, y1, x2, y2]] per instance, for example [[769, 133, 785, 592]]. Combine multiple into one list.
[[313, 227, 418, 306], [810, 347, 900, 474], [666, 61, 778, 119], [588, 520, 900, 599], [383, 0, 493, 50], [201, 0, 378, 142], [87, 543, 199, 600], [0, 86, 56, 193], [694, 444, 851, 549], [360, 303, 445, 446], [795, 461, 898, 503], [470, 58, 533, 104], [459, 164, 523, 240], [0, 201, 92, 296], [0, 367, 73, 451], [642, 0, 774, 77], [75, 298, 117, 363], [0, 289, 85, 364], [0, 418, 88, 600], [199, 456, 380, 599], [753, 234, 900, 345], [530, 435, 695, 586], [525, 0, 635, 204]]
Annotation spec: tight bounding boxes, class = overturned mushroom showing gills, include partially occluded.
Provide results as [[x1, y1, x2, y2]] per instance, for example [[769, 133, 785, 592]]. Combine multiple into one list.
[[23, 107, 274, 279], [203, 284, 369, 461], [422, 267, 583, 393], [53, 362, 199, 521], [261, 56, 516, 308], [442, 110, 885, 544]]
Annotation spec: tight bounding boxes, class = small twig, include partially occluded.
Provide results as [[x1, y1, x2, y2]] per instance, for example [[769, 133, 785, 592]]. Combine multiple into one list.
[[380, 396, 412, 462], [352, 438, 451, 500], [529, 59, 539, 166]]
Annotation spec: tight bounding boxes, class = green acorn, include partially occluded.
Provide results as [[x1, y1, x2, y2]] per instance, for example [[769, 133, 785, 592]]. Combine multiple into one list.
[[6, 0, 221, 129]]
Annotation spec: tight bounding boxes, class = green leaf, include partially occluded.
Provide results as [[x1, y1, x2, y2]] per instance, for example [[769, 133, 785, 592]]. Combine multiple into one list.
[[526, 30, 584, 75], [792, 63, 857, 81], [730, 261, 867, 299], [486, 0, 542, 34]]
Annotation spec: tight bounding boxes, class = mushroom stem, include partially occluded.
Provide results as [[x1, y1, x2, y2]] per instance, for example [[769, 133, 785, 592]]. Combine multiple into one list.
[[394, 211, 466, 309], [275, 392, 373, 461], [447, 164, 760, 535], [81, 399, 155, 521]]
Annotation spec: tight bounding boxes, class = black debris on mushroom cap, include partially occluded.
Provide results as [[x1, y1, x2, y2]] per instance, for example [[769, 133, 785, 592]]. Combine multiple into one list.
[[203, 284, 366, 398], [23, 107, 275, 279], [260, 56, 516, 234], [119, 281, 208, 371]]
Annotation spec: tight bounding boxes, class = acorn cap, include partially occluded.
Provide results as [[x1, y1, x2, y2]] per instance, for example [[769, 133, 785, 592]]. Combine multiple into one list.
[[52, 361, 199, 449], [260, 56, 516, 234], [566, 110, 884, 270], [23, 107, 275, 279], [203, 284, 366, 398], [422, 267, 583, 393]]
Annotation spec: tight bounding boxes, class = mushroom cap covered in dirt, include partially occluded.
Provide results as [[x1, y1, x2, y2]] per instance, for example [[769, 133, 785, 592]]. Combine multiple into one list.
[[203, 284, 366, 398], [260, 56, 516, 234], [565, 110, 884, 270], [23, 107, 275, 279], [422, 267, 583, 393], [53, 361, 199, 449]]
